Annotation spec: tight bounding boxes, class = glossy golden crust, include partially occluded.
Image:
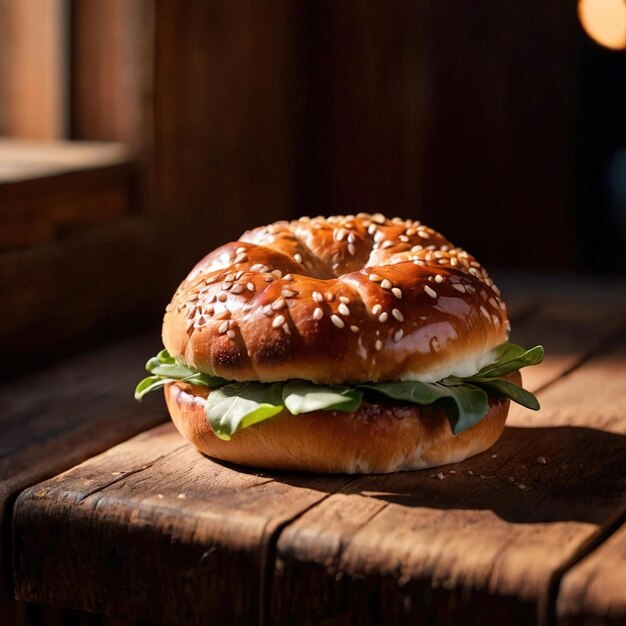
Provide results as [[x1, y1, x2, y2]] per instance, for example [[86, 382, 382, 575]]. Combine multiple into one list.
[[164, 370, 521, 473], [162, 214, 509, 384]]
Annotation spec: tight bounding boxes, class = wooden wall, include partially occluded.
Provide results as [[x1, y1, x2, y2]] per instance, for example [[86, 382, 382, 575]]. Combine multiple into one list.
[[151, 0, 580, 275]]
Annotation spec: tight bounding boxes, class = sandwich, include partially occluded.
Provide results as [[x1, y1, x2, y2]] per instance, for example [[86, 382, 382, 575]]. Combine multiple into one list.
[[136, 214, 542, 473]]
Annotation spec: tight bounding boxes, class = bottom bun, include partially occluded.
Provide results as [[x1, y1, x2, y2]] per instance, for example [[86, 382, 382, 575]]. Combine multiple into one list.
[[164, 372, 520, 474]]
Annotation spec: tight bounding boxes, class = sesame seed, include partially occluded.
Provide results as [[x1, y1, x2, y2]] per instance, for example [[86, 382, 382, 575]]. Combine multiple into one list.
[[282, 289, 298, 298], [348, 243, 356, 256], [432, 337, 440, 352], [381, 240, 393, 249], [325, 292, 335, 302], [378, 312, 389, 323], [536, 456, 547, 465], [227, 329, 236, 339], [518, 484, 527, 490], [225, 272, 236, 282], [217, 293, 227, 302], [272, 315, 286, 328], [338, 303, 350, 316], [263, 275, 273, 282], [312, 291, 323, 303], [234, 253, 248, 264], [369, 273, 383, 283], [250, 264, 268, 273], [236, 246, 246, 254], [418, 231, 430, 239], [347, 232, 356, 243], [294, 253, 303, 264], [335, 229, 346, 241], [247, 282, 256, 292], [452, 283, 465, 293], [372, 303, 382, 315], [424, 285, 437, 299], [394, 329, 404, 341], [375, 339, 383, 350], [368, 224, 377, 235], [214, 309, 230, 320], [219, 321, 229, 334], [283, 273, 293, 281], [271, 298, 286, 310], [222, 282, 233, 291], [480, 305, 490, 319], [399, 235, 409, 243], [230, 284, 244, 294], [205, 275, 219, 284], [489, 297, 499, 309], [411, 245, 423, 253], [235, 271, 243, 279], [450, 258, 458, 266], [380, 279, 392, 289], [374, 231, 385, 243], [371, 213, 385, 224], [313, 307, 323, 320], [350, 325, 360, 333], [406, 228, 417, 236], [272, 269, 283, 278], [331, 314, 345, 328], [206, 304, 214, 316], [436, 472, 445, 480], [392, 287, 402, 299], [434, 274, 444, 284], [339, 296, 350, 304], [392, 308, 404, 321]]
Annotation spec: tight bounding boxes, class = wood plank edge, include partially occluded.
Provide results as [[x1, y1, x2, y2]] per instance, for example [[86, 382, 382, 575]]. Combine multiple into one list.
[[544, 508, 626, 626], [258, 476, 355, 626]]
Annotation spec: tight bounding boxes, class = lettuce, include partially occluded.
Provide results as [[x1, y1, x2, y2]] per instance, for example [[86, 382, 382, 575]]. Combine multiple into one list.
[[135, 343, 543, 439]]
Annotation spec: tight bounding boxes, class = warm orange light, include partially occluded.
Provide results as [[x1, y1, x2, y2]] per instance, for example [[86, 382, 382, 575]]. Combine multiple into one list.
[[578, 0, 626, 50]]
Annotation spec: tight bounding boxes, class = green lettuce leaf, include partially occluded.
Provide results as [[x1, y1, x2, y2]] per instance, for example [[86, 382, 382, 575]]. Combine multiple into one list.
[[135, 342, 544, 439], [359, 380, 489, 435], [477, 344, 544, 378], [134, 349, 226, 400], [283, 381, 362, 414], [206, 382, 285, 440]]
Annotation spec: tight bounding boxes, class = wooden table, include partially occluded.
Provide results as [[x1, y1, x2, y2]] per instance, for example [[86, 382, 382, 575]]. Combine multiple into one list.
[[2, 275, 626, 625]]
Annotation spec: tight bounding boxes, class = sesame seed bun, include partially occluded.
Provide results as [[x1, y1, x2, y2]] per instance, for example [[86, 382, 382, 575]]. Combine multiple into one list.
[[162, 214, 509, 384], [164, 370, 520, 473]]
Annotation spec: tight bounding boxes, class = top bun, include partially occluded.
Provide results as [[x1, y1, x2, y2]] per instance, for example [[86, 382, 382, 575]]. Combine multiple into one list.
[[162, 214, 509, 384]]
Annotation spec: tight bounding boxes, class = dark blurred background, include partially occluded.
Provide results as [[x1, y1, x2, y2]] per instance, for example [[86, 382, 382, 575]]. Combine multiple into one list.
[[1, 0, 625, 368]]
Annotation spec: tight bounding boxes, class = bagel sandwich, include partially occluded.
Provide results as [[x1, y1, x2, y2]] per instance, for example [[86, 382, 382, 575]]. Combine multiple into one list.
[[136, 214, 543, 473]]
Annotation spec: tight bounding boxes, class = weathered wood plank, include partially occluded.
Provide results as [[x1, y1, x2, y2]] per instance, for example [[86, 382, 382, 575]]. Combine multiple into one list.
[[269, 314, 626, 624], [10, 292, 626, 624], [12, 425, 350, 624], [0, 217, 159, 366], [0, 333, 168, 601], [0, 140, 133, 250], [557, 521, 626, 625]]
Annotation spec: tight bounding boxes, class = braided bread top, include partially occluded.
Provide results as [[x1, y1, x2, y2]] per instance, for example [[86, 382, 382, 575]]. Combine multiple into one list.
[[162, 214, 509, 384]]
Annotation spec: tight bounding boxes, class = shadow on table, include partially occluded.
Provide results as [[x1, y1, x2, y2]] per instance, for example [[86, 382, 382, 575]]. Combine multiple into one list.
[[223, 425, 626, 525]]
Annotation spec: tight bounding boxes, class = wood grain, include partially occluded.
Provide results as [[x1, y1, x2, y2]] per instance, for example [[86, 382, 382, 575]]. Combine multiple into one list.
[[151, 0, 309, 282], [557, 521, 626, 625], [8, 291, 626, 624], [0, 332, 168, 601], [269, 307, 626, 625], [0, 140, 134, 250], [12, 424, 350, 624], [0, 216, 159, 367]]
